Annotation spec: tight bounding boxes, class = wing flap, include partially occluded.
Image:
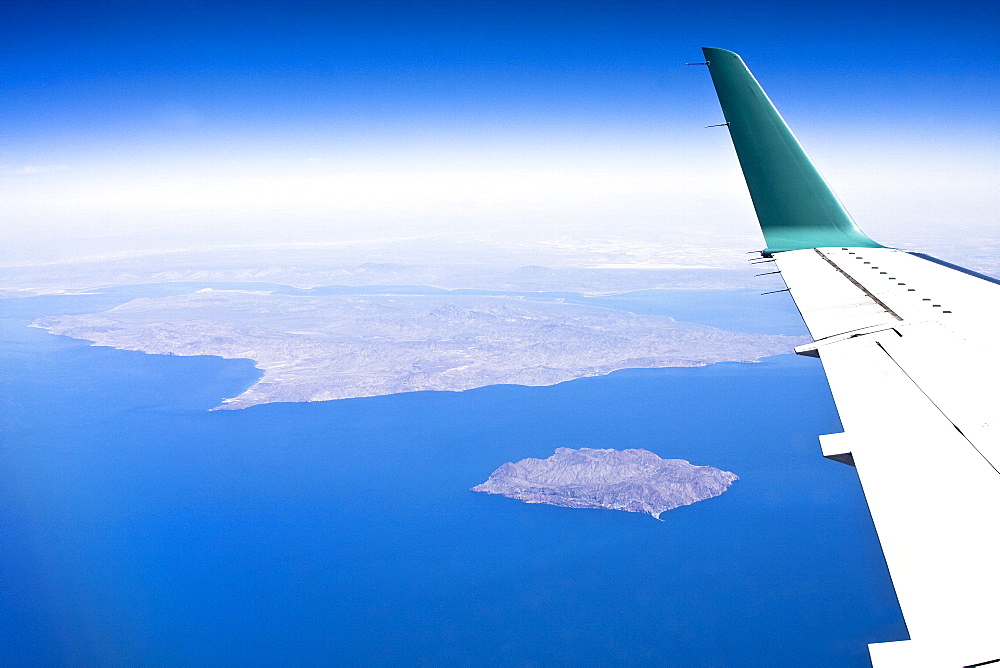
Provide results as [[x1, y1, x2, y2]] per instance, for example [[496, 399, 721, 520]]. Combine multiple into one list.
[[818, 333, 1000, 667]]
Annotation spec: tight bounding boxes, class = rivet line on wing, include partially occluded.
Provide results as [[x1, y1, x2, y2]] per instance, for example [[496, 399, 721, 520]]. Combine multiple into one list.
[[815, 249, 903, 321]]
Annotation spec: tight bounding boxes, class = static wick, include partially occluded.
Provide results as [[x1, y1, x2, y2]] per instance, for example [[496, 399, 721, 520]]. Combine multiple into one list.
[[761, 288, 791, 295], [706, 122, 730, 128], [685, 61, 710, 66]]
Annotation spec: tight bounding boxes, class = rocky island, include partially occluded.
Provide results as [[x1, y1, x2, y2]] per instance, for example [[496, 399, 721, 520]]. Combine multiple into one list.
[[473, 447, 738, 519], [32, 289, 804, 409]]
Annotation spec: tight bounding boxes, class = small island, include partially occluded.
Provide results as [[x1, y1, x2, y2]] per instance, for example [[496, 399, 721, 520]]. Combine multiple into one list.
[[472, 447, 738, 519]]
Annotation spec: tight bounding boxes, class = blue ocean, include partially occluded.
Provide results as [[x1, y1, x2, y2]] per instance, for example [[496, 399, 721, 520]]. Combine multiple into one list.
[[0, 287, 906, 667]]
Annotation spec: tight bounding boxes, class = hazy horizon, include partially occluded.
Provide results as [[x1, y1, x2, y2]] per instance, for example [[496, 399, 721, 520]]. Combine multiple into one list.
[[3, 0, 998, 274]]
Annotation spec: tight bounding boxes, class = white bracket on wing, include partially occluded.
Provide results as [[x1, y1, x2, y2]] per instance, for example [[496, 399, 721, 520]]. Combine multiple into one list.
[[818, 432, 855, 467]]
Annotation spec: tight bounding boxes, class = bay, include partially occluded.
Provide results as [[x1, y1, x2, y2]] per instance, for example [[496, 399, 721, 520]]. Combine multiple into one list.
[[0, 287, 904, 667]]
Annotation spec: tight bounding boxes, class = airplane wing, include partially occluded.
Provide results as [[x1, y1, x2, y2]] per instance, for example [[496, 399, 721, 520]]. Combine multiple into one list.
[[702, 47, 1000, 668]]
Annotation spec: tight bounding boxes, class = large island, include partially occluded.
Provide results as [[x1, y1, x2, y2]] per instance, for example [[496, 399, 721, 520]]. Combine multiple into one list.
[[32, 289, 804, 409]]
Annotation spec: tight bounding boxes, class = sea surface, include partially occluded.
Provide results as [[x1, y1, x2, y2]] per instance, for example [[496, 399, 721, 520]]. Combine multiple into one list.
[[0, 286, 906, 667]]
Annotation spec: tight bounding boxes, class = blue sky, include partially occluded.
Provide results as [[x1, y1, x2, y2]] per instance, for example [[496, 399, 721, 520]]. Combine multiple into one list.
[[3, 0, 998, 264]]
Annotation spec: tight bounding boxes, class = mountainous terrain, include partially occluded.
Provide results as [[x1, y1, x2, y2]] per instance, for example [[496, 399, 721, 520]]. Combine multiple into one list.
[[473, 447, 739, 519]]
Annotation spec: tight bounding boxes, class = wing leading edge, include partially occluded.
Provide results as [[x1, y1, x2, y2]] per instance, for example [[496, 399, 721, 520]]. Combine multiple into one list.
[[702, 48, 1000, 667]]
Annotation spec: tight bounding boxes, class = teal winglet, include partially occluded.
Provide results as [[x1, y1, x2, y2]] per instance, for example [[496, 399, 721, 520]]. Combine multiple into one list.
[[702, 47, 882, 255]]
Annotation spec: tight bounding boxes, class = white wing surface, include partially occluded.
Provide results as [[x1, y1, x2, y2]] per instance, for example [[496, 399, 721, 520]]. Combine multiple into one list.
[[703, 48, 1000, 667], [780, 247, 1000, 667]]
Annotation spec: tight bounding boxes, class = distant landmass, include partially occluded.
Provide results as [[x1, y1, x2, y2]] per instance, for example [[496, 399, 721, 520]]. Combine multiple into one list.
[[32, 289, 805, 409], [2, 262, 769, 298], [0, 236, 773, 297], [472, 448, 738, 519]]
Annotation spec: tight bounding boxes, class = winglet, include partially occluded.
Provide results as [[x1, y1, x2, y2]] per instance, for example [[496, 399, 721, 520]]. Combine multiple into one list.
[[702, 47, 882, 255]]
